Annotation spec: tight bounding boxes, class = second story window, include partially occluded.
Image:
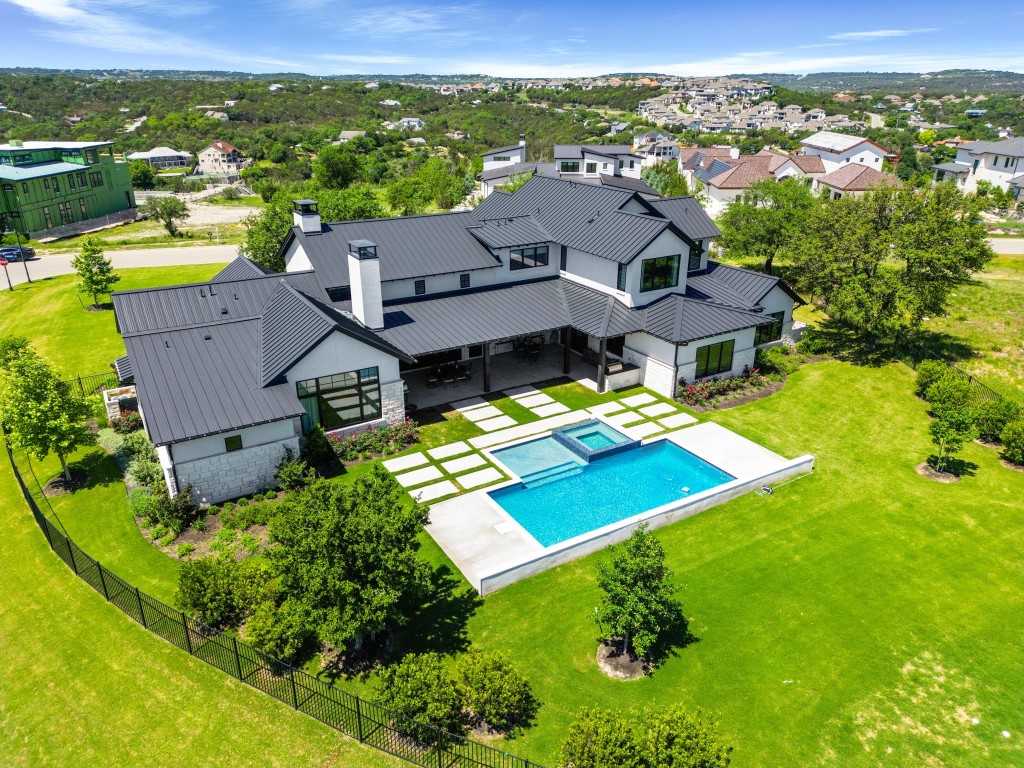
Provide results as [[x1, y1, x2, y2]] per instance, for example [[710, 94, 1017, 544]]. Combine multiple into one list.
[[616, 264, 627, 291], [560, 161, 580, 173], [688, 243, 702, 271], [510, 245, 549, 270], [640, 255, 680, 292], [585, 162, 597, 174]]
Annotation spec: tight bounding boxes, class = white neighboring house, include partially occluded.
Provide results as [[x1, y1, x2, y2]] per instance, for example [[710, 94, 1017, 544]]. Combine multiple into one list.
[[817, 164, 900, 199], [197, 140, 247, 175], [126, 146, 193, 170], [268, 83, 285, 91], [379, 99, 402, 107], [334, 130, 367, 145], [384, 117, 424, 131], [638, 140, 680, 167], [931, 137, 1024, 197], [554, 144, 643, 179], [633, 130, 675, 150], [481, 135, 527, 173], [205, 110, 229, 122], [798, 130, 889, 173], [115, 178, 802, 504]]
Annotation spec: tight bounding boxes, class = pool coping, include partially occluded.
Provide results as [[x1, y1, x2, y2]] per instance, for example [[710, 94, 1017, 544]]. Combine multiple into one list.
[[424, 420, 815, 596]]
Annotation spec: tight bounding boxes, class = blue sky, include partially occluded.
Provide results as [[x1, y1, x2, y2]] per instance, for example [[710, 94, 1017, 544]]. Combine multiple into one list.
[[3, 0, 1024, 77]]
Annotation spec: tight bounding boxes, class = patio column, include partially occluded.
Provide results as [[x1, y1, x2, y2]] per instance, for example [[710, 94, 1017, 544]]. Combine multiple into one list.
[[483, 343, 492, 392], [597, 337, 608, 393], [561, 327, 571, 374]]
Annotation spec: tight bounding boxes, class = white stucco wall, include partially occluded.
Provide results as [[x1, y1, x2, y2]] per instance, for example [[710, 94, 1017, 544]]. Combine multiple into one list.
[[757, 285, 797, 341], [622, 229, 691, 308], [481, 145, 525, 172], [285, 331, 402, 388], [284, 241, 312, 272], [801, 143, 886, 174], [954, 146, 1022, 193], [171, 418, 299, 463]]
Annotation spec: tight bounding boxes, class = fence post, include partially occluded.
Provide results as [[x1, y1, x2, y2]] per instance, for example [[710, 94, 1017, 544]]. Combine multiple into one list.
[[66, 540, 79, 574], [355, 696, 364, 742], [97, 564, 110, 600], [290, 668, 299, 709], [436, 730, 444, 768], [182, 612, 193, 655], [232, 637, 243, 679], [135, 587, 147, 627]]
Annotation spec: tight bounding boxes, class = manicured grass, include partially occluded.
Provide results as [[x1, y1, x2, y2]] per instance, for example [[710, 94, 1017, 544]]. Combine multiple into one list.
[[0, 453, 404, 768], [0, 266, 223, 377], [343, 361, 1024, 767], [920, 254, 1024, 401]]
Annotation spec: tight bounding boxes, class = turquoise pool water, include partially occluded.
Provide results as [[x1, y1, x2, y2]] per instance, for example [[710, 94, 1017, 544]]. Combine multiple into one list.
[[560, 421, 631, 451], [489, 439, 735, 546]]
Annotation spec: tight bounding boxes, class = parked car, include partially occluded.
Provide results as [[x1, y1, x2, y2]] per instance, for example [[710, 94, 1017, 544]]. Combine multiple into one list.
[[0, 245, 35, 261]]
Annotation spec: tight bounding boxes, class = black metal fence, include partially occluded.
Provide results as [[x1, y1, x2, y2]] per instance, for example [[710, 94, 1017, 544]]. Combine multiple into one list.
[[4, 441, 546, 768], [68, 371, 121, 396], [893, 337, 1004, 408]]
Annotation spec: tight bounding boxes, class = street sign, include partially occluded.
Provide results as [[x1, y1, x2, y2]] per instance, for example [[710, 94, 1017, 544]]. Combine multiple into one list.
[[0, 258, 8, 267]]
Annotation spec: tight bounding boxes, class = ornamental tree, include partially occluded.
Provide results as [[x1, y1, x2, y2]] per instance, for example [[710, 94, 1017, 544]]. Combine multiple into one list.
[[72, 237, 119, 307], [929, 403, 977, 473], [594, 523, 683, 660], [375, 652, 464, 741], [267, 465, 429, 652], [129, 159, 156, 190], [0, 350, 94, 483], [140, 196, 190, 237]]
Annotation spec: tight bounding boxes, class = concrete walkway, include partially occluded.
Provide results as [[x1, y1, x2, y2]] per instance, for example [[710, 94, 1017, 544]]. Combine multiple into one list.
[[3, 245, 235, 287], [989, 237, 1024, 255]]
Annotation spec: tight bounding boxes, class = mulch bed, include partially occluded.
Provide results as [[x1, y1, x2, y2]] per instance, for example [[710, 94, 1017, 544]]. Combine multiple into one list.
[[682, 379, 786, 413], [915, 462, 961, 484], [1000, 459, 1024, 473], [596, 639, 648, 680], [42, 468, 90, 496]]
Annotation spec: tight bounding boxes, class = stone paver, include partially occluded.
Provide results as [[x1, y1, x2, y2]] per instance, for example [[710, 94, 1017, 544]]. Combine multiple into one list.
[[659, 412, 698, 429], [462, 405, 503, 422], [427, 441, 471, 460], [410, 480, 459, 502], [382, 453, 429, 472], [622, 422, 663, 439], [605, 410, 645, 426], [531, 402, 570, 417], [458, 467, 504, 489], [517, 393, 555, 408], [493, 521, 518, 534], [451, 396, 490, 411], [587, 401, 626, 416], [394, 465, 444, 488], [639, 402, 677, 418], [504, 385, 540, 399], [621, 392, 656, 407], [441, 454, 487, 474], [477, 415, 519, 432], [470, 410, 590, 449]]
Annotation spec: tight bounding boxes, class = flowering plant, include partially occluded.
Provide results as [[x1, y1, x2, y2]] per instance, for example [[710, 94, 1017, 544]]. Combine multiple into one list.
[[328, 420, 419, 462], [110, 409, 143, 434], [676, 367, 770, 407]]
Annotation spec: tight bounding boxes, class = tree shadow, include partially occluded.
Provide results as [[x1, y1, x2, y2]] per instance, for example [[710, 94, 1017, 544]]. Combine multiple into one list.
[[394, 564, 482, 659], [909, 330, 978, 365], [644, 606, 700, 673], [64, 449, 124, 492], [810, 319, 896, 368], [926, 455, 979, 477]]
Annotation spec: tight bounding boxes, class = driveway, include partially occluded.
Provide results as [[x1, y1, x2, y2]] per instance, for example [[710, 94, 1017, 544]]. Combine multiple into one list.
[[990, 237, 1024, 255], [2, 244, 236, 287]]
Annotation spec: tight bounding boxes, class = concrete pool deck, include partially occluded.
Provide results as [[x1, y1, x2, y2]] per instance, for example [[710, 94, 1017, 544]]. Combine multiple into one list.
[[425, 422, 814, 595]]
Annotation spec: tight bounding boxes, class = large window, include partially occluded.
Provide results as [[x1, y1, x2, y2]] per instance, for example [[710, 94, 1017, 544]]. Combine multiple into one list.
[[695, 339, 735, 379], [754, 312, 785, 345], [616, 263, 627, 291], [585, 162, 597, 174], [90, 171, 103, 188], [296, 367, 381, 430], [510, 245, 549, 270], [560, 161, 580, 173], [57, 201, 74, 225], [640, 254, 680, 292]]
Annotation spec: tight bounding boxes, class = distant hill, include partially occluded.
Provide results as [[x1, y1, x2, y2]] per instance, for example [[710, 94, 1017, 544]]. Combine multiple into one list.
[[740, 70, 1024, 94]]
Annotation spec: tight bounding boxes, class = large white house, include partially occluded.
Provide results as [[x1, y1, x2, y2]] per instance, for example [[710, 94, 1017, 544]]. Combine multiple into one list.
[[931, 137, 1024, 197], [126, 146, 193, 169], [197, 140, 246, 175], [480, 136, 527, 173], [797, 130, 890, 174], [113, 176, 801, 503]]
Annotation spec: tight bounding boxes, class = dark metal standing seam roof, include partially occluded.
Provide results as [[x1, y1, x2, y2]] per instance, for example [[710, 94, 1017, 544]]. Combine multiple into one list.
[[285, 212, 502, 289], [212, 256, 273, 282], [467, 217, 552, 249], [554, 144, 638, 160], [648, 197, 722, 240], [642, 295, 774, 344], [112, 355, 133, 383], [686, 273, 761, 310], [561, 210, 671, 264], [112, 272, 329, 335], [125, 320, 304, 447], [597, 174, 660, 196], [561, 279, 644, 338], [481, 144, 524, 156], [259, 283, 336, 386], [700, 261, 790, 306]]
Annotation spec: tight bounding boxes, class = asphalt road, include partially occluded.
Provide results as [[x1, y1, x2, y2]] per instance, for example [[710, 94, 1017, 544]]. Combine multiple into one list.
[[1, 244, 237, 288], [991, 237, 1024, 255]]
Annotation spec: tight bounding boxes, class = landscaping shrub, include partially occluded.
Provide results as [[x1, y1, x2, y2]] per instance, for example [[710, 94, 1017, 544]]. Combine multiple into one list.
[[677, 368, 771, 408], [244, 598, 311, 663], [219, 186, 241, 200], [925, 376, 973, 411], [127, 487, 154, 519], [454, 652, 534, 732], [300, 425, 333, 466], [973, 399, 1021, 442], [329, 420, 419, 462], [121, 429, 157, 463], [222, 499, 276, 530], [109, 409, 143, 434], [128, 456, 163, 487], [915, 359, 950, 398], [1001, 420, 1024, 465], [376, 653, 465, 741], [176, 556, 239, 626], [177, 543, 196, 559], [795, 329, 830, 356], [754, 345, 800, 376], [275, 447, 311, 491], [150, 483, 200, 534]]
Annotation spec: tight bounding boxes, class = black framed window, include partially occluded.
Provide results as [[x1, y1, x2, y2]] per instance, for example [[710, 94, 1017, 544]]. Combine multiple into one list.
[[68, 174, 76, 190], [77, 172, 87, 187], [585, 162, 597, 174], [695, 339, 735, 379], [640, 254, 680, 292], [52, 177, 60, 193], [414, 279, 426, 295], [688, 243, 702, 271], [21, 182, 28, 194], [90, 171, 103, 188], [57, 201, 74, 224], [754, 312, 785, 345], [460, 273, 470, 289], [296, 367, 381, 430], [510, 245, 549, 270], [225, 435, 243, 452], [79, 199, 88, 220], [560, 244, 568, 270], [560, 161, 579, 173], [42, 207, 53, 228], [616, 263, 627, 291], [43, 178, 50, 191]]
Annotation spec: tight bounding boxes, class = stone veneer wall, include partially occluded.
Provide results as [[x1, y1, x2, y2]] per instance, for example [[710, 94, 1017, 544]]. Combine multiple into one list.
[[623, 349, 676, 398], [677, 346, 755, 385], [176, 436, 299, 505]]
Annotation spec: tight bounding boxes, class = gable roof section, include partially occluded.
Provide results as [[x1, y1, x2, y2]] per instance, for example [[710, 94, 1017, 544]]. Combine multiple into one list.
[[467, 216, 551, 249], [212, 255, 273, 282], [597, 174, 659, 196], [561, 279, 644, 338], [789, 154, 825, 173], [647, 197, 721, 239], [642, 295, 774, 344], [695, 158, 734, 184], [554, 144, 637, 160], [697, 260, 804, 307], [259, 282, 337, 386], [481, 143, 523, 156], [819, 164, 899, 192], [284, 212, 501, 289], [959, 137, 1024, 158], [706, 159, 774, 189]]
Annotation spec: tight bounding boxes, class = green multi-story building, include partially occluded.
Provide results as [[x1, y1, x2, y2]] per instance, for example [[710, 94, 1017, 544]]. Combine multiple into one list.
[[0, 140, 136, 239]]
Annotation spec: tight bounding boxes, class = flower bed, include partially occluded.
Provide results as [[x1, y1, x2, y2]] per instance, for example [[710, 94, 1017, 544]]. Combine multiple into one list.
[[677, 368, 780, 409], [329, 420, 419, 462], [110, 409, 143, 434]]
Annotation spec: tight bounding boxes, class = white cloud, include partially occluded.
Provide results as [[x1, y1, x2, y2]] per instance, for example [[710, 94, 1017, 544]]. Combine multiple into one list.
[[827, 28, 938, 41], [316, 54, 414, 64], [330, 3, 484, 44]]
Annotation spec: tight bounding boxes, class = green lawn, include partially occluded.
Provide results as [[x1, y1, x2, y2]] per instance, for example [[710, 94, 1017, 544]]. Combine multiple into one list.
[[0, 265, 222, 377]]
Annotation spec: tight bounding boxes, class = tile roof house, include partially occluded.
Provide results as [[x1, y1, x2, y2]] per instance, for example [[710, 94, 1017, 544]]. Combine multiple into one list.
[[197, 140, 246, 176], [817, 164, 900, 198], [114, 176, 802, 504]]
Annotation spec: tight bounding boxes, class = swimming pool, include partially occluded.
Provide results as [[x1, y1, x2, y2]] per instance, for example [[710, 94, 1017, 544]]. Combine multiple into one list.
[[489, 438, 735, 546]]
